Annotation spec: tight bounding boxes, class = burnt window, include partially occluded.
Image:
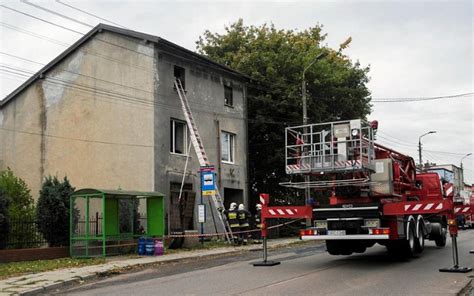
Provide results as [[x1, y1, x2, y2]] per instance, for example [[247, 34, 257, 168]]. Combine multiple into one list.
[[224, 84, 233, 106], [174, 65, 185, 89]]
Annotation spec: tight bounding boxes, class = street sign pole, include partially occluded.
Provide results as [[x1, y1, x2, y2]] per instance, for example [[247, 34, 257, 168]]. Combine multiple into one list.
[[200, 166, 216, 245]]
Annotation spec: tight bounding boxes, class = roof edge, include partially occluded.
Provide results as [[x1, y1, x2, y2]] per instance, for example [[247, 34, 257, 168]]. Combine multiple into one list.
[[0, 23, 249, 108]]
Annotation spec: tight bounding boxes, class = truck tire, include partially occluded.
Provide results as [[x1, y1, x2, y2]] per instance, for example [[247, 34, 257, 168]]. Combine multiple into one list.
[[404, 222, 416, 257], [414, 218, 425, 253], [326, 240, 353, 256], [353, 241, 367, 253], [435, 224, 447, 247]]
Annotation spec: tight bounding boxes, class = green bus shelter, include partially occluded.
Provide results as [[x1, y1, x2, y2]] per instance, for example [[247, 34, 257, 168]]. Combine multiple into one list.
[[70, 189, 165, 258]]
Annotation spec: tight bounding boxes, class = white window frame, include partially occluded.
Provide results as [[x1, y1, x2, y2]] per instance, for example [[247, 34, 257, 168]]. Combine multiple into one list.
[[170, 119, 188, 155], [221, 131, 235, 164]]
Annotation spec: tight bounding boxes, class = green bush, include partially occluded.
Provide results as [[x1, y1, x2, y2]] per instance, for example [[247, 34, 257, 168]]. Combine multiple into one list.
[[36, 176, 75, 247], [0, 168, 35, 248], [0, 189, 9, 249], [0, 168, 35, 220]]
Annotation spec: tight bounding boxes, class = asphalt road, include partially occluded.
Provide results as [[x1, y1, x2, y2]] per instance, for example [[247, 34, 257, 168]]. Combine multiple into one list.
[[59, 230, 474, 296]]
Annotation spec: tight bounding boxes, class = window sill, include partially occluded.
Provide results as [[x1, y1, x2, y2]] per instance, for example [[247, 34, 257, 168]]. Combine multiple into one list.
[[170, 152, 190, 157], [221, 161, 235, 165], [224, 104, 234, 108]]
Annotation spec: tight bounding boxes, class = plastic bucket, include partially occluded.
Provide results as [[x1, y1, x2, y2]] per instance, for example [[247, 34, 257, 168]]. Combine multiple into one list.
[[154, 239, 164, 256], [145, 238, 155, 256], [137, 237, 146, 255]]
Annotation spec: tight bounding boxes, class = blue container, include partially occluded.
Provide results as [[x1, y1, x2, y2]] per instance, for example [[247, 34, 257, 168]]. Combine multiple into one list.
[[145, 238, 155, 256], [137, 237, 146, 255]]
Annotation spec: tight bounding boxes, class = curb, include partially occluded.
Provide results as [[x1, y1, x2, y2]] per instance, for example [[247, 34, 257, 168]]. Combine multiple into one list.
[[14, 239, 308, 295], [458, 279, 473, 296]]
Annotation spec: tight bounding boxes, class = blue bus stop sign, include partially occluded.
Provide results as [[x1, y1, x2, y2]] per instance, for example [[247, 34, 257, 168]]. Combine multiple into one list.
[[201, 166, 216, 196]]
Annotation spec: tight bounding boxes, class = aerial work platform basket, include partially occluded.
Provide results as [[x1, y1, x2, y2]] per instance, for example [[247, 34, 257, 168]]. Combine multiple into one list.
[[285, 119, 376, 175]]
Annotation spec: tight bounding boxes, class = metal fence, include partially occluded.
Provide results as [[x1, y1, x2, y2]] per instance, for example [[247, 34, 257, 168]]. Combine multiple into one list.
[[4, 213, 148, 250], [5, 219, 48, 249]]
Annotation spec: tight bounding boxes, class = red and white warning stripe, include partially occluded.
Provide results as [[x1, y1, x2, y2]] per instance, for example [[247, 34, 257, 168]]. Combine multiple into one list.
[[404, 202, 443, 212], [454, 206, 472, 214], [259, 195, 266, 205], [268, 208, 298, 216], [334, 160, 361, 167], [444, 184, 454, 197]]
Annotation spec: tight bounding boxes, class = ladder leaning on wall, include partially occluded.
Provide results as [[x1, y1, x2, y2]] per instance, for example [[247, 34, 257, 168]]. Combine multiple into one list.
[[174, 79, 233, 244]]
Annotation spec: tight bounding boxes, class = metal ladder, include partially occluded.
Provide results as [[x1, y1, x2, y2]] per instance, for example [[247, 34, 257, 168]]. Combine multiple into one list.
[[174, 79, 233, 243]]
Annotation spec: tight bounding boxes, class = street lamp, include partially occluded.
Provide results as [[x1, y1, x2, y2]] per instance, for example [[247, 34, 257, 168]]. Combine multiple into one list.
[[301, 51, 327, 227], [418, 131, 436, 169], [302, 51, 327, 125], [460, 153, 472, 185]]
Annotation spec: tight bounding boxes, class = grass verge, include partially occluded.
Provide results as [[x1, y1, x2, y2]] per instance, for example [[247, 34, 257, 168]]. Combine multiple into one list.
[[0, 257, 106, 280]]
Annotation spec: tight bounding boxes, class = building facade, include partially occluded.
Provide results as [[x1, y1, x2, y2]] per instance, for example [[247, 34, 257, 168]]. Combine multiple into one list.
[[0, 24, 248, 233]]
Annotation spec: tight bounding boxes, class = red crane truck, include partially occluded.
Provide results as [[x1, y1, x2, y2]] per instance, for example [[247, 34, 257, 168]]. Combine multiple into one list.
[[259, 119, 457, 258]]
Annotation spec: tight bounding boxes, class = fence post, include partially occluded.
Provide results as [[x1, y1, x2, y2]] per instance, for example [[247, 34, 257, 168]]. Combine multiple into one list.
[[96, 212, 99, 236]]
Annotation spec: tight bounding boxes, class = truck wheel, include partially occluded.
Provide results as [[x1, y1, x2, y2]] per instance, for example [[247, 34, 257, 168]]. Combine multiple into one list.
[[435, 225, 447, 247], [414, 220, 425, 253], [326, 241, 353, 256], [326, 240, 341, 255], [352, 241, 367, 253], [402, 222, 416, 257]]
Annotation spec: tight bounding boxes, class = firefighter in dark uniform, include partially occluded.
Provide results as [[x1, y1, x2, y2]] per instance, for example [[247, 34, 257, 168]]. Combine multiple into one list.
[[237, 203, 251, 245], [253, 203, 263, 243], [225, 202, 239, 244]]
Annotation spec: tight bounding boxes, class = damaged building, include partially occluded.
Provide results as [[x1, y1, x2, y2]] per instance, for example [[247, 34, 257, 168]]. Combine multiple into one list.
[[0, 24, 249, 234]]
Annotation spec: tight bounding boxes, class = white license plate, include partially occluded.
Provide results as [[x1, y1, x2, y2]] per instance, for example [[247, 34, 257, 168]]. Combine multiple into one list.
[[327, 230, 346, 236]]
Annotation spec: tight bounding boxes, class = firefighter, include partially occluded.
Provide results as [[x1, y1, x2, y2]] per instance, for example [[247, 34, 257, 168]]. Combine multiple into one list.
[[225, 202, 239, 244], [237, 203, 251, 245], [253, 203, 263, 243]]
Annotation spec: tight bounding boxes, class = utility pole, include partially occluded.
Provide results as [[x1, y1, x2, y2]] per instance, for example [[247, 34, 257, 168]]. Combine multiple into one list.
[[460, 153, 472, 186], [418, 131, 436, 170]]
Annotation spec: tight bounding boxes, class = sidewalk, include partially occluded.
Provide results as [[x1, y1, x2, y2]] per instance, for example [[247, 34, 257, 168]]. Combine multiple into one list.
[[0, 238, 303, 295]]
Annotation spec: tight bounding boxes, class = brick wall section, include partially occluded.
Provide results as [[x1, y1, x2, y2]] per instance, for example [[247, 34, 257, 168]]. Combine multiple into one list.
[[0, 247, 69, 263]]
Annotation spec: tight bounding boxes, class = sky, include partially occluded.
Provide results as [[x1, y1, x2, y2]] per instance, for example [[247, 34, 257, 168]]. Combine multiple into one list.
[[0, 0, 473, 184]]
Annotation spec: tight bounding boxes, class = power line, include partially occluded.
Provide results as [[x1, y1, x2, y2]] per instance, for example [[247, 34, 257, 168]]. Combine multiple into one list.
[[0, 126, 154, 148], [0, 58, 153, 95], [377, 131, 417, 145], [20, 0, 94, 28], [0, 66, 272, 125], [3, 6, 470, 109], [0, 21, 70, 47], [376, 134, 414, 148], [372, 92, 473, 103], [0, 4, 154, 59], [55, 0, 128, 29], [0, 4, 85, 35], [424, 149, 473, 156]]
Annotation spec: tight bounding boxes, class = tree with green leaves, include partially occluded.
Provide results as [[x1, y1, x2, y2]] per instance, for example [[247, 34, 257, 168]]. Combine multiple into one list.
[[36, 176, 75, 247], [0, 168, 35, 248], [197, 20, 372, 207], [0, 168, 35, 219]]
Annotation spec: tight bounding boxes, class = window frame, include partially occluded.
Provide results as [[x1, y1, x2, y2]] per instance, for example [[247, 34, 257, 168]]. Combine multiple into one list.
[[221, 131, 235, 164], [170, 119, 188, 155], [224, 84, 233, 107], [174, 65, 186, 90]]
